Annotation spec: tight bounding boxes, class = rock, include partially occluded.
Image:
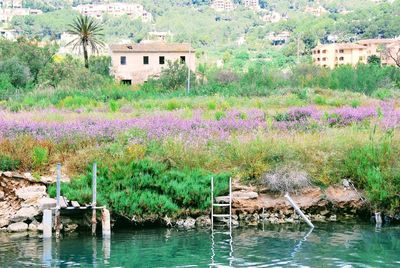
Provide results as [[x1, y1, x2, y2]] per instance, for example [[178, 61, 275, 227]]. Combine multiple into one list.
[[233, 191, 258, 201], [38, 197, 57, 210], [2, 172, 12, 178], [320, 210, 329, 216], [195, 215, 211, 227], [8, 222, 28, 232], [37, 223, 43, 232], [342, 179, 350, 188], [11, 207, 40, 222], [28, 223, 39, 232], [0, 191, 4, 201], [176, 217, 196, 229], [15, 186, 47, 201], [64, 223, 78, 233], [329, 215, 337, 221], [0, 218, 9, 228], [163, 215, 172, 227]]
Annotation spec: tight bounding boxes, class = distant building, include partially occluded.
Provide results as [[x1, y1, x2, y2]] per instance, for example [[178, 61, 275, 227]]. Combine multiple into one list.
[[357, 38, 400, 66], [305, 5, 328, 17], [243, 0, 260, 10], [312, 43, 367, 68], [147, 31, 173, 42], [312, 38, 400, 68], [0, 0, 22, 8], [109, 41, 196, 85], [0, 27, 18, 40], [269, 31, 291, 46], [73, 2, 152, 22], [211, 0, 235, 12], [0, 7, 42, 23], [261, 11, 288, 23]]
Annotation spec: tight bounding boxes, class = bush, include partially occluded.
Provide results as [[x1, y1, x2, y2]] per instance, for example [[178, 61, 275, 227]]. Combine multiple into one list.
[[0, 155, 20, 171], [48, 159, 230, 218], [32, 146, 49, 168], [0, 57, 32, 88], [158, 60, 195, 91], [262, 164, 310, 193]]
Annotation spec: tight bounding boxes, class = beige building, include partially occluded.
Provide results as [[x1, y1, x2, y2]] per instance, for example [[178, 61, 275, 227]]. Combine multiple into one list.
[[73, 2, 152, 22], [243, 0, 260, 10], [312, 43, 367, 68], [313, 39, 400, 68], [110, 42, 196, 85], [0, 0, 22, 8], [0, 7, 42, 23], [211, 0, 235, 12]]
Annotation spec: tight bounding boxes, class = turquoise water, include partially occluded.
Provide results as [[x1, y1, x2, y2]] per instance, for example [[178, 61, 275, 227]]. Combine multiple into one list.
[[0, 223, 399, 267]]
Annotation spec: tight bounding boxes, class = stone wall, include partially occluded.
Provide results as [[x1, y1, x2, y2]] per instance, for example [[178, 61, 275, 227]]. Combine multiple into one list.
[[0, 172, 56, 232]]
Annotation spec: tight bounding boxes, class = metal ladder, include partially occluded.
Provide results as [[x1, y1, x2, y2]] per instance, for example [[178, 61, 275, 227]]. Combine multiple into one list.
[[211, 176, 232, 228], [210, 177, 233, 266]]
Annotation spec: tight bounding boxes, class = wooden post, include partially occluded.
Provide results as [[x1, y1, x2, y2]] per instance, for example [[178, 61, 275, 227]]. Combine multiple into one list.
[[102, 208, 111, 237], [55, 163, 61, 238], [92, 163, 97, 236], [43, 209, 52, 238], [211, 176, 213, 228]]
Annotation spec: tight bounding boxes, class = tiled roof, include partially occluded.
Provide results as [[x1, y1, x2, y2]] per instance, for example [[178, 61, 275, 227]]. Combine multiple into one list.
[[357, 39, 399, 45], [313, 43, 366, 50], [109, 42, 194, 52]]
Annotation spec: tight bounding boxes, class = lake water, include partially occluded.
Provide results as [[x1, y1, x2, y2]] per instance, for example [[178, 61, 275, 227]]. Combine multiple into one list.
[[0, 223, 399, 267]]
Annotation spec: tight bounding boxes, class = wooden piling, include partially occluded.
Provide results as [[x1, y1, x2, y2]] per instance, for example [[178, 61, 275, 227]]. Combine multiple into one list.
[[92, 163, 97, 236], [43, 209, 52, 238], [102, 208, 111, 237], [55, 163, 61, 238]]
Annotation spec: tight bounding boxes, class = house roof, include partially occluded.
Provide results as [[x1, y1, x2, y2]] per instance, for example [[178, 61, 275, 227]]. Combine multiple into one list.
[[357, 38, 399, 45], [313, 43, 366, 50], [109, 42, 194, 53]]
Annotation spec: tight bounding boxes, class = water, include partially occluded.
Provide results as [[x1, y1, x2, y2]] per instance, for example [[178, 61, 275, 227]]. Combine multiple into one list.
[[0, 223, 399, 267]]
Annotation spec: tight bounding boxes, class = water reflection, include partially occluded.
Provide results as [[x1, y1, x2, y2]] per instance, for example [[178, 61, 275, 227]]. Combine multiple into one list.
[[0, 223, 399, 267]]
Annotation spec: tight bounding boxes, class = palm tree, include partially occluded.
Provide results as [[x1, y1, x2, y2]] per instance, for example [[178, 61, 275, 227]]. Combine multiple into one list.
[[67, 15, 104, 68]]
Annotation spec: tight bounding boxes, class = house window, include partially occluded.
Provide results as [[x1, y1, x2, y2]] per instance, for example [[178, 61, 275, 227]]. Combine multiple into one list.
[[159, 56, 165, 65], [317, 58, 320, 61], [120, 56, 126, 65], [339, 49, 344, 53], [339, 57, 344, 61], [322, 57, 327, 61], [121, 79, 132, 85], [322, 50, 327, 53], [143, 56, 149, 65], [180, 56, 186, 63]]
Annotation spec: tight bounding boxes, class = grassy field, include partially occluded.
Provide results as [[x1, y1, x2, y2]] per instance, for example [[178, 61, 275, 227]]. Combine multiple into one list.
[[1, 88, 400, 218]]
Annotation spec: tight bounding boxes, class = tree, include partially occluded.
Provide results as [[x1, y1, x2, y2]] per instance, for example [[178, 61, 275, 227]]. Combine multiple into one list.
[[368, 55, 381, 65], [382, 43, 400, 68], [67, 15, 104, 68]]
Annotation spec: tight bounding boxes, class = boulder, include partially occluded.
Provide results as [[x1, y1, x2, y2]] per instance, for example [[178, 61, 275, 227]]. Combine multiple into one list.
[[11, 207, 40, 222], [195, 215, 211, 227], [15, 186, 47, 201], [176, 217, 196, 229], [0, 191, 4, 201], [8, 222, 28, 232], [28, 222, 39, 232], [0, 218, 9, 228]]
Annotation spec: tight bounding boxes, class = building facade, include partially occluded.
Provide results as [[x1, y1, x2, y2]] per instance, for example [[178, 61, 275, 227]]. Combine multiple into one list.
[[0, 0, 22, 8], [73, 2, 152, 22], [312, 39, 400, 68], [312, 43, 367, 68], [0, 7, 42, 23], [243, 0, 260, 10], [110, 42, 196, 85], [211, 0, 235, 12]]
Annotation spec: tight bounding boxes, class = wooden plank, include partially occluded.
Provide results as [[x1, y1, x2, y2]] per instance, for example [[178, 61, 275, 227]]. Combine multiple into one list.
[[71, 201, 80, 208]]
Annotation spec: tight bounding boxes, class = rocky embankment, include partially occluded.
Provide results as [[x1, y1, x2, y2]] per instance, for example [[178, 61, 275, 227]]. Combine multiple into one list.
[[0, 172, 372, 232]]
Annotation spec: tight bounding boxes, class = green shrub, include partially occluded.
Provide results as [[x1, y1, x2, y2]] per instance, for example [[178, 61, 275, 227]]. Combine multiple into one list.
[[32, 146, 49, 168], [49, 160, 230, 218], [0, 155, 20, 171]]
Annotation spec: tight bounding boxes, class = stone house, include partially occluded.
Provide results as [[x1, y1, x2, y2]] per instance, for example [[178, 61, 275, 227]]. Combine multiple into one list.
[[109, 42, 196, 85]]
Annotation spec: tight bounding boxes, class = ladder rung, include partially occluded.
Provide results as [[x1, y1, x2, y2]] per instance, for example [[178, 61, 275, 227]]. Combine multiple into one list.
[[213, 203, 230, 207], [213, 214, 231, 217]]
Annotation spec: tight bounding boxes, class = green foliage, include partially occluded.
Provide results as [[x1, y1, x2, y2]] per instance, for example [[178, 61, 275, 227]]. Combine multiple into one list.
[[89, 56, 111, 76], [49, 160, 230, 218], [0, 155, 20, 171], [158, 60, 195, 91], [342, 132, 400, 210], [32, 146, 49, 168], [0, 57, 32, 89]]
